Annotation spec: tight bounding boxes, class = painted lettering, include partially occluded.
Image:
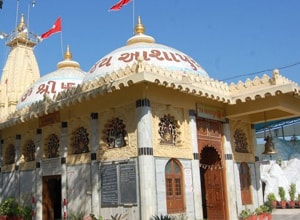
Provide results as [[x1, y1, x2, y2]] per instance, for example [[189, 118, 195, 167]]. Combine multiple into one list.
[[149, 50, 164, 61], [21, 88, 33, 102], [61, 82, 76, 89]]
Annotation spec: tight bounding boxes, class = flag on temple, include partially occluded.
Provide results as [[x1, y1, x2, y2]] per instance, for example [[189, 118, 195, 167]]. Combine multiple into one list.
[[41, 17, 62, 39], [110, 0, 131, 11]]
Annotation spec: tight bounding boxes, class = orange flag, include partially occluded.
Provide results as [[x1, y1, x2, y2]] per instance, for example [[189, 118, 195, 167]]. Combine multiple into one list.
[[110, 0, 131, 11], [41, 17, 62, 39]]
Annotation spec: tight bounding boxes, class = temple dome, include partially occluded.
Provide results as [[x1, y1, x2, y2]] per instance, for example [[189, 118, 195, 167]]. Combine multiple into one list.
[[16, 46, 86, 110], [84, 16, 208, 82]]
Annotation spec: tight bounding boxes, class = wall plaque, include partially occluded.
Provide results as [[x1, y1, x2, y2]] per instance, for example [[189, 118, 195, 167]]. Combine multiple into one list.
[[100, 164, 118, 206], [119, 162, 137, 204]]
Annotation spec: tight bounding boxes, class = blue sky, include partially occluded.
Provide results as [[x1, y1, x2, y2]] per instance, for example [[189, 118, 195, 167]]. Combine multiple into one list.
[[1, 0, 300, 84]]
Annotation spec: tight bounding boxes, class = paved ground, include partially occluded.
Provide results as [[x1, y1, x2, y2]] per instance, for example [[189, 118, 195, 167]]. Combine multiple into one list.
[[272, 208, 300, 220]]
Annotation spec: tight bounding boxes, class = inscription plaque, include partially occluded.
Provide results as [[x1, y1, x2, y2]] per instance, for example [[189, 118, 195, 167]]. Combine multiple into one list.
[[100, 164, 118, 206], [119, 163, 137, 204]]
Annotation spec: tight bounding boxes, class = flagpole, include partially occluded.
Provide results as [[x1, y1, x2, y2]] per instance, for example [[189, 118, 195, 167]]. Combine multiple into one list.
[[60, 31, 64, 59], [15, 0, 20, 29], [132, 0, 135, 34]]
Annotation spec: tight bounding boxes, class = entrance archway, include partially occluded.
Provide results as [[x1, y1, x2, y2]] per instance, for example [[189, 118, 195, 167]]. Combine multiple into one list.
[[200, 146, 225, 220], [196, 117, 227, 220]]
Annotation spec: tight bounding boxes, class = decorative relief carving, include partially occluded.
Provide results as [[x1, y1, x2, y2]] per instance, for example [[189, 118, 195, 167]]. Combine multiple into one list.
[[158, 114, 180, 146], [103, 117, 127, 148], [233, 128, 249, 153]]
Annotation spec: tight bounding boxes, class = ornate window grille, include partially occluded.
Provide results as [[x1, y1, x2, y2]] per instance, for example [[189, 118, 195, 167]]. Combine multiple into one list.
[[25, 140, 35, 162], [5, 144, 15, 164], [47, 134, 60, 158], [158, 114, 179, 145], [104, 117, 127, 148], [72, 127, 89, 154]]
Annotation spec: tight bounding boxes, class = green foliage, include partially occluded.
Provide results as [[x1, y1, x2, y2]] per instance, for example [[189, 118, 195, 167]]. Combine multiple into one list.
[[18, 205, 32, 220], [264, 201, 274, 213], [267, 193, 276, 202], [0, 197, 31, 219], [0, 197, 19, 216], [111, 213, 128, 220], [260, 205, 269, 213], [69, 212, 86, 220], [289, 183, 296, 201], [153, 214, 172, 220], [278, 186, 286, 201], [239, 209, 252, 219]]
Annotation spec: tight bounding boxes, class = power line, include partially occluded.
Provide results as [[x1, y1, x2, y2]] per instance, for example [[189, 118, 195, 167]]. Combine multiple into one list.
[[221, 61, 300, 82]]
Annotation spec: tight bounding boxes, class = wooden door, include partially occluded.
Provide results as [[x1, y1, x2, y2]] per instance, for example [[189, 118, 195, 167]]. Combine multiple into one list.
[[204, 168, 226, 219], [197, 118, 227, 220], [43, 178, 54, 220], [42, 176, 61, 220], [165, 159, 185, 213]]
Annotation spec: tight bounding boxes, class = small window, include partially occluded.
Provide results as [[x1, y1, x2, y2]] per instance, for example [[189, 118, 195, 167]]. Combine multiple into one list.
[[239, 162, 252, 204]]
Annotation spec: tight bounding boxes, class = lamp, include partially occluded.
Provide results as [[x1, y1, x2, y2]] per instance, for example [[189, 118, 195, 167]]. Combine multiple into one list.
[[0, 32, 8, 39], [262, 112, 277, 156]]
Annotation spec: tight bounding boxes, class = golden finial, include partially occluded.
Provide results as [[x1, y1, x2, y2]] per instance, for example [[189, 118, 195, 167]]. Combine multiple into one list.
[[57, 45, 80, 69], [64, 45, 72, 60], [126, 16, 155, 45], [17, 13, 27, 32], [135, 16, 145, 34]]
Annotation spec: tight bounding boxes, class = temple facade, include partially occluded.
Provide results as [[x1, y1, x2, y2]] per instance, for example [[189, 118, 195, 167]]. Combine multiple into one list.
[[0, 15, 300, 220]]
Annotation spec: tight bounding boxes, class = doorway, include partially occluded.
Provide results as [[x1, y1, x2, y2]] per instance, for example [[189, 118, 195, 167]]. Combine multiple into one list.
[[200, 146, 226, 220], [42, 175, 62, 220], [196, 118, 227, 220]]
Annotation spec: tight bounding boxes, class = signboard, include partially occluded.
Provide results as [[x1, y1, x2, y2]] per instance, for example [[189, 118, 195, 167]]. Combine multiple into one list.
[[100, 161, 137, 206], [196, 104, 225, 122]]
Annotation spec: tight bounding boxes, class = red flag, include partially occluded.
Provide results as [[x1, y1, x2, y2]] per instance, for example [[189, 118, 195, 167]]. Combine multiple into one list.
[[110, 0, 131, 11], [41, 17, 62, 39]]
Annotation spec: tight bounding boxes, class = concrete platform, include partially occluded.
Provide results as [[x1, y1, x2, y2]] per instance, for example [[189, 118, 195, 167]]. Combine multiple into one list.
[[272, 208, 300, 220]]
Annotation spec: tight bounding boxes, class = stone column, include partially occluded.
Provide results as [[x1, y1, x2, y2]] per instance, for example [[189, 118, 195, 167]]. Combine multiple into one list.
[[222, 120, 239, 220], [35, 128, 42, 220], [189, 110, 203, 220], [252, 124, 264, 206], [136, 98, 157, 220], [90, 112, 100, 217], [15, 134, 21, 199], [0, 139, 3, 201], [61, 122, 68, 219]]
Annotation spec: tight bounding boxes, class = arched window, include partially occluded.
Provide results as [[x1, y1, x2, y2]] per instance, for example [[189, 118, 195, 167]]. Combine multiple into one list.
[[165, 159, 185, 213], [72, 127, 89, 154], [24, 140, 35, 162], [239, 162, 252, 205], [5, 144, 15, 164], [47, 134, 60, 158]]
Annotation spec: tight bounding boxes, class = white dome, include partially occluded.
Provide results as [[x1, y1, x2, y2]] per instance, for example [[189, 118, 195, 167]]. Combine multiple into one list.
[[17, 47, 86, 110], [84, 17, 208, 82]]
